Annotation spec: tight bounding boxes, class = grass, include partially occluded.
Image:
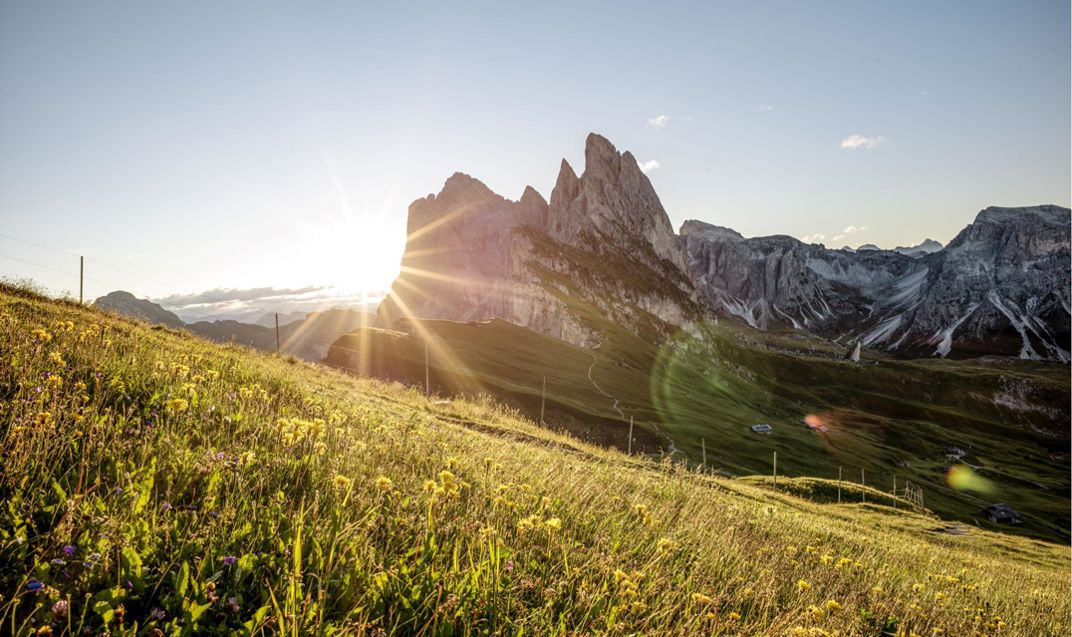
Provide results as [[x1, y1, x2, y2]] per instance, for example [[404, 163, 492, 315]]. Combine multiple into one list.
[[326, 313, 1070, 543], [1, 283, 1069, 636]]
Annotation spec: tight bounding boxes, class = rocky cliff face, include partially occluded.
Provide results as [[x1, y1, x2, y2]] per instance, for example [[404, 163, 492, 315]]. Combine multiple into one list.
[[378, 134, 705, 346], [681, 206, 1071, 361], [377, 133, 1069, 361]]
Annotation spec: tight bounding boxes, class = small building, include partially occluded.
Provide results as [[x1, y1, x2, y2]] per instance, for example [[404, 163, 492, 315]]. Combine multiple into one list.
[[983, 503, 1022, 525], [751, 423, 773, 435]]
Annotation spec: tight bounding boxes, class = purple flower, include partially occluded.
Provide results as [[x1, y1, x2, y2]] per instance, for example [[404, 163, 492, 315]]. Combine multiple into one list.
[[115, 487, 123, 494], [27, 579, 44, 591], [63, 544, 76, 556], [215, 451, 226, 461], [209, 511, 219, 520], [225, 596, 240, 613], [223, 555, 237, 566], [149, 607, 166, 621], [160, 501, 172, 513], [51, 600, 69, 618], [503, 560, 514, 573]]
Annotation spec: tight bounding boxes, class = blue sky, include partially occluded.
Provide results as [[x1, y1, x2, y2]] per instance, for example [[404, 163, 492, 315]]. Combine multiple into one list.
[[1, 0, 1068, 310]]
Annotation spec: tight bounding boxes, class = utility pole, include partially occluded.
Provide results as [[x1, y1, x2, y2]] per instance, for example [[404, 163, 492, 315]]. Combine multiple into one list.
[[539, 376, 546, 425], [701, 438, 707, 472], [773, 451, 778, 486], [837, 466, 842, 504], [274, 313, 280, 355], [424, 338, 430, 397], [79, 256, 84, 304], [892, 475, 898, 508], [627, 416, 634, 455]]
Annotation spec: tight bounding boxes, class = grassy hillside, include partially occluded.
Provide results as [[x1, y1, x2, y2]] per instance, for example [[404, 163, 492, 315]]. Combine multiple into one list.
[[1, 285, 1068, 636], [326, 315, 1070, 544]]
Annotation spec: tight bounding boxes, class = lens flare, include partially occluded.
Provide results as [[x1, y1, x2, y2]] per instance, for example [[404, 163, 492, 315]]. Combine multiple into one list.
[[946, 464, 996, 494], [803, 414, 829, 433]]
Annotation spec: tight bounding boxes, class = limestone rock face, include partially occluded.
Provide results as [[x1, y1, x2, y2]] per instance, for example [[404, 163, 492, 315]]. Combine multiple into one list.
[[680, 206, 1071, 361], [378, 135, 705, 347]]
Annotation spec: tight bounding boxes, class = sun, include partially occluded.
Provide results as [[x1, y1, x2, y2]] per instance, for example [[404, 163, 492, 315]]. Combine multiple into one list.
[[294, 210, 407, 296]]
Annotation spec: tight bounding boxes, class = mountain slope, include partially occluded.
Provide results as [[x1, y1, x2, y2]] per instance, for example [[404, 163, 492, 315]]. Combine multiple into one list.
[[93, 290, 185, 329], [1, 283, 1068, 636], [327, 315, 1071, 542]]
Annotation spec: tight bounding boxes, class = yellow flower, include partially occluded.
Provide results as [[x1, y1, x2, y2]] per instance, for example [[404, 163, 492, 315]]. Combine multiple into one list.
[[807, 605, 824, 619], [634, 503, 656, 527], [31, 328, 53, 343], [657, 537, 675, 553], [824, 599, 841, 613], [48, 352, 65, 366], [333, 475, 352, 490], [517, 514, 540, 532], [374, 476, 394, 492], [797, 579, 811, 592], [820, 554, 834, 565], [691, 592, 712, 605], [728, 611, 741, 622], [805, 545, 818, 554], [870, 586, 884, 595], [544, 517, 562, 531], [165, 398, 189, 414]]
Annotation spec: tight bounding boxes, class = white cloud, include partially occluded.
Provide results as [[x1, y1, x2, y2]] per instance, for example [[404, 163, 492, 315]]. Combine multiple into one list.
[[637, 159, 661, 173], [832, 225, 867, 242], [839, 134, 888, 150], [758, 104, 774, 112], [801, 233, 826, 243], [647, 115, 670, 129]]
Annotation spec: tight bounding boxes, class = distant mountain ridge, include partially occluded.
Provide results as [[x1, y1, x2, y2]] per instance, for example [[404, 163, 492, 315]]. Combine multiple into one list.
[[371, 133, 1070, 361], [93, 291, 375, 361]]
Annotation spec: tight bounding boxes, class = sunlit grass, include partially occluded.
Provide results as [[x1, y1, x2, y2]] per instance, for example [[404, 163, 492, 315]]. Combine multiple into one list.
[[0, 283, 1067, 636]]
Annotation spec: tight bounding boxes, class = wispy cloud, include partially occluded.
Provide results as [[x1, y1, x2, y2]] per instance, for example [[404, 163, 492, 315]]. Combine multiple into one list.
[[636, 159, 661, 174], [801, 233, 826, 243], [758, 104, 774, 112], [831, 225, 867, 242], [156, 285, 331, 308], [647, 115, 670, 129], [840, 134, 888, 150]]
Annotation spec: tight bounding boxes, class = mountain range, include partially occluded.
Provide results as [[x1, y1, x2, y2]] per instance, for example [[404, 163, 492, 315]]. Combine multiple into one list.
[[93, 291, 375, 361], [377, 133, 1070, 362]]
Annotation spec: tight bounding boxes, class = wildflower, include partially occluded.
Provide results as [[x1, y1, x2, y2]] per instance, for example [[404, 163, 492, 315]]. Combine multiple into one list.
[[333, 475, 352, 490], [805, 545, 818, 554], [691, 592, 713, 605], [223, 555, 237, 566], [934, 592, 946, 602], [165, 398, 189, 414], [824, 599, 841, 613], [34, 411, 54, 427], [32, 328, 53, 343], [807, 605, 824, 619], [820, 554, 834, 565], [27, 579, 44, 591], [797, 579, 811, 592], [870, 586, 884, 595], [374, 476, 394, 492], [51, 600, 69, 618], [657, 537, 675, 553], [517, 514, 540, 532], [728, 611, 741, 622], [48, 352, 66, 366], [63, 545, 76, 556], [160, 501, 172, 513], [634, 503, 656, 527], [544, 517, 562, 531]]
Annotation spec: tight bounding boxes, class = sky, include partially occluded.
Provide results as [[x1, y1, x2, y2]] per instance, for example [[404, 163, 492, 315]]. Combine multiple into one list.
[[1, 0, 1069, 316]]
